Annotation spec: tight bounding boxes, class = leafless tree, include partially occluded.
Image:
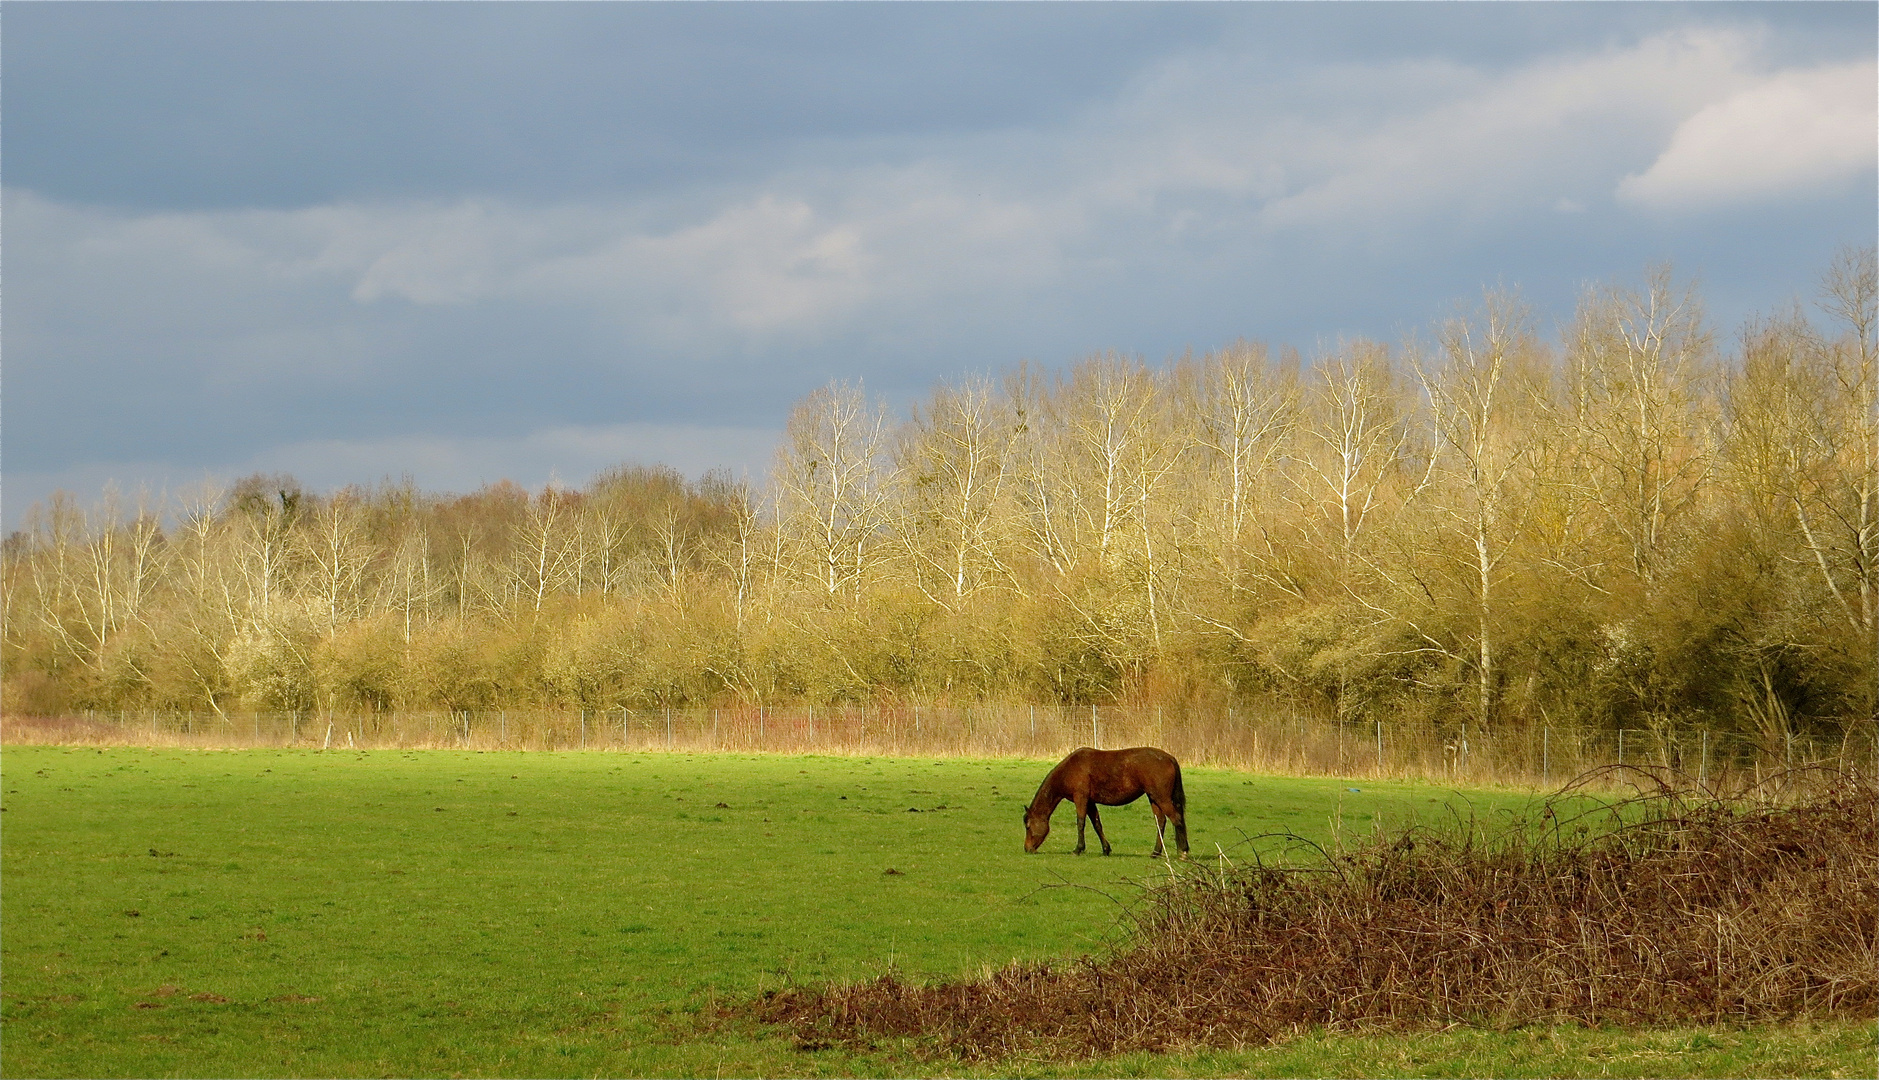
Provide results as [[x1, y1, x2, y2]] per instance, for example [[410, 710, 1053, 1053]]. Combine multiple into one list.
[[1414, 291, 1547, 727], [893, 374, 1019, 605], [1564, 267, 1718, 589], [773, 381, 894, 597]]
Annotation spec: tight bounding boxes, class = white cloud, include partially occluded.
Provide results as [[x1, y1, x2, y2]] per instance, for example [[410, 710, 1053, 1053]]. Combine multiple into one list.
[[511, 194, 881, 336], [1249, 29, 1763, 232], [1616, 61, 1877, 211], [350, 202, 503, 305], [8, 174, 1066, 365]]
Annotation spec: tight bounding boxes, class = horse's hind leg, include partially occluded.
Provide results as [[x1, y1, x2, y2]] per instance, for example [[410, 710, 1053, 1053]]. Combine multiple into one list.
[[1149, 801, 1168, 857], [1169, 773, 1190, 856], [1073, 800, 1088, 854], [1087, 804, 1111, 855]]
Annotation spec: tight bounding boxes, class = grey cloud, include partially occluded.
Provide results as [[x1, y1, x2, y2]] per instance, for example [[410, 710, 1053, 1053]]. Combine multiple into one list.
[[8, 4, 1867, 212], [1, 4, 1233, 211], [4, 6, 1873, 533]]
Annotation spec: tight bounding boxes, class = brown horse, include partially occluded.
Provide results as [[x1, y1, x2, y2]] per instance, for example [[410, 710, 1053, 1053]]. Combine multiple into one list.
[[1023, 746, 1188, 857]]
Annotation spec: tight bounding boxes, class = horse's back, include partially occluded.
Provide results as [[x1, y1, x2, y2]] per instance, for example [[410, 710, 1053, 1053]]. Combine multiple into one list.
[[1063, 746, 1182, 805], [1105, 745, 1181, 776]]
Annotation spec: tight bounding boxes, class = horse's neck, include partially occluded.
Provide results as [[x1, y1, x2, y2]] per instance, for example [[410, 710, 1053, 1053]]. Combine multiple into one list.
[[1029, 781, 1065, 814]]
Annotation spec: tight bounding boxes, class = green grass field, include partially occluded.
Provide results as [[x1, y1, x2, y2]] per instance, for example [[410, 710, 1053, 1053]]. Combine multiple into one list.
[[2, 744, 1868, 1078]]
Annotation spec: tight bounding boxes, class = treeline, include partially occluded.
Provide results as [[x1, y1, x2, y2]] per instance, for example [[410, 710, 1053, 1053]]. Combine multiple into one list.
[[5, 250, 1874, 752]]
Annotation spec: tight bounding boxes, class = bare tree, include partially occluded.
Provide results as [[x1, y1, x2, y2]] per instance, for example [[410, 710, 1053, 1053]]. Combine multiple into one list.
[[1063, 355, 1165, 573], [1414, 291, 1546, 728], [1290, 340, 1411, 572], [1181, 343, 1303, 608], [1007, 363, 1076, 580], [13, 489, 163, 677], [379, 527, 441, 645], [1815, 245, 1878, 634], [510, 487, 582, 613], [1010, 354, 1186, 659], [1189, 344, 1296, 543], [773, 381, 894, 597], [298, 490, 376, 631], [162, 483, 247, 715], [225, 475, 304, 630], [893, 375, 1019, 605], [1564, 267, 1718, 589]]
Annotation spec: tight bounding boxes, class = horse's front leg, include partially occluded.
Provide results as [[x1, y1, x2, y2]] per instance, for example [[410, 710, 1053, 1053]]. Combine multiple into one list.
[[1087, 804, 1111, 855], [1073, 800, 1088, 854]]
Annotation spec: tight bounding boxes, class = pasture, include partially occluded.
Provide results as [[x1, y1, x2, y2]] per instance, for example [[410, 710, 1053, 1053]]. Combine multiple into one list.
[[1, 745, 1867, 1078]]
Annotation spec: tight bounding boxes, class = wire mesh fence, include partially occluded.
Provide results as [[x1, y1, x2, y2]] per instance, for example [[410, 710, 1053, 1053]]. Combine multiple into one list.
[[16, 703, 1874, 788]]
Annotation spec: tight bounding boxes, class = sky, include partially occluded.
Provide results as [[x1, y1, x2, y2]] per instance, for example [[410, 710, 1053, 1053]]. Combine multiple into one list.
[[4, 2, 1874, 529]]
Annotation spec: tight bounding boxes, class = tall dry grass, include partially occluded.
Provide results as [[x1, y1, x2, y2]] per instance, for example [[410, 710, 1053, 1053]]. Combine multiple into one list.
[[749, 767, 1878, 1059], [5, 704, 1869, 792]]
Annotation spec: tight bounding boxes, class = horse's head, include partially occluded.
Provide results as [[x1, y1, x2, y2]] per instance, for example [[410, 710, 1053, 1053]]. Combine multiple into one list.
[[1022, 805, 1050, 853]]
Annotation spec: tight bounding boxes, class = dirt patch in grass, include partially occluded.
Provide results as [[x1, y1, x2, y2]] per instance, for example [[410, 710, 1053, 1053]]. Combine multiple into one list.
[[747, 767, 1877, 1060]]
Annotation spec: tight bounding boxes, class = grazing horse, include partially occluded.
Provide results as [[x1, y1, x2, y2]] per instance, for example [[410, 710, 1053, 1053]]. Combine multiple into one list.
[[1022, 746, 1188, 857]]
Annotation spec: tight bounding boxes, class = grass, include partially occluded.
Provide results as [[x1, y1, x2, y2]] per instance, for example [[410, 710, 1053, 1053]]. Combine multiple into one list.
[[958, 1023, 1878, 1078], [2, 744, 1866, 1078]]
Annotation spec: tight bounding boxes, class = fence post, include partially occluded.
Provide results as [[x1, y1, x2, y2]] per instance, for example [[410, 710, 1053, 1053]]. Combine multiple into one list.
[[1376, 719, 1384, 773], [1543, 726, 1550, 784], [666, 707, 672, 747], [1029, 705, 1035, 739], [1617, 728, 1624, 766], [1699, 729, 1709, 788], [1091, 705, 1099, 749], [580, 709, 586, 750]]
